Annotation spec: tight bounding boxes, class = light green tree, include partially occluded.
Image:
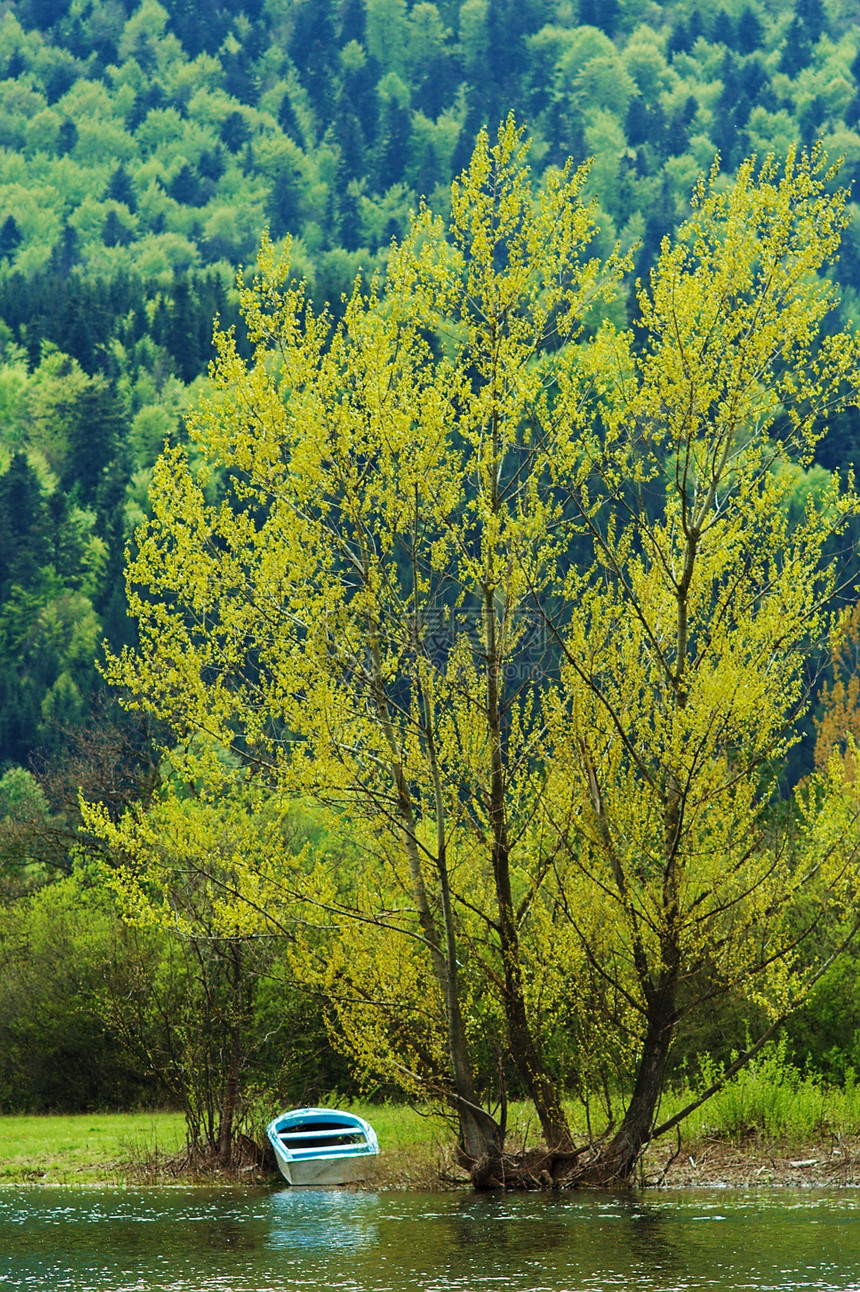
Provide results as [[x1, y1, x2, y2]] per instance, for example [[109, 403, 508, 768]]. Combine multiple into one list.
[[99, 119, 620, 1176], [87, 764, 297, 1166], [365, 0, 410, 75], [97, 125, 860, 1185], [534, 148, 860, 1181]]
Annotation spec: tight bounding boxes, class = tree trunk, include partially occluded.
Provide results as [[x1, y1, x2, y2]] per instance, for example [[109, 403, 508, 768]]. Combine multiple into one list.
[[368, 627, 506, 1183], [218, 1019, 242, 1169], [455, 1099, 507, 1188], [484, 586, 575, 1153], [498, 897, 575, 1151], [566, 988, 676, 1186]]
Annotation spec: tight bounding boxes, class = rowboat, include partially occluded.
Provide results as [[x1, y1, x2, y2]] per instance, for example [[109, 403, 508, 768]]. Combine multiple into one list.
[[266, 1106, 380, 1185]]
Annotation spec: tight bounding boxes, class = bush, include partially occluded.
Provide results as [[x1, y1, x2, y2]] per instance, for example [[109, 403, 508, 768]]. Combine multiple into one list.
[[668, 1039, 860, 1143], [0, 874, 164, 1111]]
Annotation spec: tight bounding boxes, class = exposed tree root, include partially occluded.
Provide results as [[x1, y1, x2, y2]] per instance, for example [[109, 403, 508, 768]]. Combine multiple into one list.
[[464, 1143, 642, 1191]]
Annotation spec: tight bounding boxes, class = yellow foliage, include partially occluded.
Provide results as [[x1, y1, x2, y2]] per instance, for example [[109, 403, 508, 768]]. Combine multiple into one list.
[[536, 147, 860, 1082], [95, 125, 860, 1148]]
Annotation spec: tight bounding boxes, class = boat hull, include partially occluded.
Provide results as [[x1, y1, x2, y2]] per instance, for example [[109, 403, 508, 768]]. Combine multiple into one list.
[[272, 1150, 378, 1187], [266, 1107, 379, 1187]]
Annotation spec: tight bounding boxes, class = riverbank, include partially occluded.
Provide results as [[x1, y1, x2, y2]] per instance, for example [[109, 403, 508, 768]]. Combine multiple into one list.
[[0, 1107, 446, 1188], [433, 1136, 860, 1191], [641, 1133, 860, 1189], [3, 1109, 860, 1190]]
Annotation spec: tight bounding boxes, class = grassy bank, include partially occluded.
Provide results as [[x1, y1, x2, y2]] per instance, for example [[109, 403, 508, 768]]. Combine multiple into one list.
[[657, 1050, 860, 1145], [4, 1051, 860, 1188], [0, 1112, 187, 1185], [0, 1105, 453, 1188]]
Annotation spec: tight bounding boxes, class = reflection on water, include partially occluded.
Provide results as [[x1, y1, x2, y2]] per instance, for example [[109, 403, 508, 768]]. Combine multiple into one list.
[[1, 1185, 860, 1292], [613, 1198, 686, 1280], [268, 1188, 378, 1252]]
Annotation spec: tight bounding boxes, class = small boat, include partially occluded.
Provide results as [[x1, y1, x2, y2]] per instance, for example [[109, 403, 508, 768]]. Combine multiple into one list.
[[266, 1106, 380, 1186]]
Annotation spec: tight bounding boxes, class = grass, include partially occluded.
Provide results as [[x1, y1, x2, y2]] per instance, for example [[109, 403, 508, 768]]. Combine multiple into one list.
[[0, 1111, 186, 1185], [348, 1101, 457, 1188], [659, 1045, 860, 1145]]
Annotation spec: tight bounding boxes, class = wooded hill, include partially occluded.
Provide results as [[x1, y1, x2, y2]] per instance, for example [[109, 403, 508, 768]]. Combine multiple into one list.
[[1, 0, 859, 795], [3, 1, 860, 306]]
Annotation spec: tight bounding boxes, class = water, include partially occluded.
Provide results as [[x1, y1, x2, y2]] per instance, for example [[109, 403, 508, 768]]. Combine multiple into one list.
[[2, 1186, 860, 1292]]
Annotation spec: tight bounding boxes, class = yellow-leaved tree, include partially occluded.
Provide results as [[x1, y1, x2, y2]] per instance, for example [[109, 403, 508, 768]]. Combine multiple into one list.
[[92, 124, 860, 1186], [98, 119, 625, 1178], [533, 149, 860, 1181]]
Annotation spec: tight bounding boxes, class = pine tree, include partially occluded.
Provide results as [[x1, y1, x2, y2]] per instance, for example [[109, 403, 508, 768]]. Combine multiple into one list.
[[0, 217, 22, 262]]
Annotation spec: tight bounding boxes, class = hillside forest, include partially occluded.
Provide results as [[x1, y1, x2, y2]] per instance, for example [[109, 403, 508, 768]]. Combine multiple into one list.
[[3, 0, 860, 1178]]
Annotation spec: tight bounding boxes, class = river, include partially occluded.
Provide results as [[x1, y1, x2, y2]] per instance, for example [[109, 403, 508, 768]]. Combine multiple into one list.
[[2, 1186, 860, 1291]]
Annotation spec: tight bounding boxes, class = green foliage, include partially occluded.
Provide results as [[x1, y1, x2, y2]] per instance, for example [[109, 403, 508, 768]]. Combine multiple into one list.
[[676, 1040, 860, 1142], [0, 765, 46, 819], [0, 265, 246, 769], [0, 0, 859, 374], [0, 814, 349, 1121], [84, 761, 353, 1156], [0, 766, 49, 899], [0, 873, 163, 1112], [784, 946, 860, 1081]]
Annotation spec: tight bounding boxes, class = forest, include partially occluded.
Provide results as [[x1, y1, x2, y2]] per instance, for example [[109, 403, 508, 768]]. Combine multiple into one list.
[[2, 0, 860, 1185]]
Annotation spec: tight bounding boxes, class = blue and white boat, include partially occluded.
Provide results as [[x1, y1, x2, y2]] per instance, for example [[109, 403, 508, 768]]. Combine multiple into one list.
[[266, 1107, 380, 1185]]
